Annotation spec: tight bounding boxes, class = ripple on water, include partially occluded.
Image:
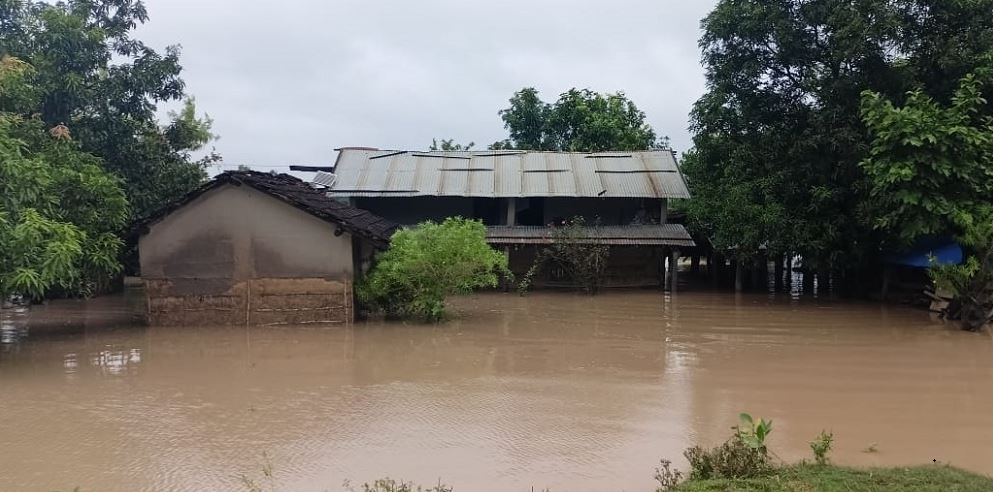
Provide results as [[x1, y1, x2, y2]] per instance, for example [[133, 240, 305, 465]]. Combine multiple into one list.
[[0, 290, 992, 491]]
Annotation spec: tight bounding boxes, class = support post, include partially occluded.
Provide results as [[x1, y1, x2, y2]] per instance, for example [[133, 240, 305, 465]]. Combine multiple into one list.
[[658, 248, 667, 289], [802, 260, 814, 294], [817, 268, 830, 296], [691, 256, 701, 274], [505, 198, 517, 226], [734, 259, 743, 292], [786, 255, 794, 291], [660, 198, 669, 224], [503, 246, 512, 292], [670, 249, 679, 292], [774, 255, 784, 292]]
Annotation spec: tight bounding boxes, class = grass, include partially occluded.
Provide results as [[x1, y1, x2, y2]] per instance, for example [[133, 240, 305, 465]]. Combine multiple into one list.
[[672, 464, 993, 492]]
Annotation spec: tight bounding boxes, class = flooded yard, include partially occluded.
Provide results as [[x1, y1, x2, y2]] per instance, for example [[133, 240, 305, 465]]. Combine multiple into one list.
[[1, 290, 992, 491]]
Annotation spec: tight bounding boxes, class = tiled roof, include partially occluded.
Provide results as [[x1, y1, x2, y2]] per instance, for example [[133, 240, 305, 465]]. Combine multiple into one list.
[[134, 171, 397, 245]]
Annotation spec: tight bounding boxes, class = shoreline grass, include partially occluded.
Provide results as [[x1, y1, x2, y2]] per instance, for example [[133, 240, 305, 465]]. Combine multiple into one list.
[[671, 463, 993, 491]]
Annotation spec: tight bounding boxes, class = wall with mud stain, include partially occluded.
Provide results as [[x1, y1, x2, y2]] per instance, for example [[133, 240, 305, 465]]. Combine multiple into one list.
[[139, 185, 357, 325]]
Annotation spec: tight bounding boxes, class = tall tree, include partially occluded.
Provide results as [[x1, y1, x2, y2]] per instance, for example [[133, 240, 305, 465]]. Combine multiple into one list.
[[0, 56, 129, 300], [0, 0, 217, 219], [861, 67, 993, 245], [491, 88, 666, 151], [684, 0, 993, 289]]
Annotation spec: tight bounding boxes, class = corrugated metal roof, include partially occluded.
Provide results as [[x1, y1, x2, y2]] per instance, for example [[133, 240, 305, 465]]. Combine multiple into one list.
[[486, 224, 696, 247], [327, 149, 690, 199]]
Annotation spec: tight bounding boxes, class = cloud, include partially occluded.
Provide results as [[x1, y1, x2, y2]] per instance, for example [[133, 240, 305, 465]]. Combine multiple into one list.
[[136, 0, 717, 171]]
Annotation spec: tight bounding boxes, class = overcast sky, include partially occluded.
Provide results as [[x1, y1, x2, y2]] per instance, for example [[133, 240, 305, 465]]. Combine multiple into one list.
[[135, 0, 718, 172]]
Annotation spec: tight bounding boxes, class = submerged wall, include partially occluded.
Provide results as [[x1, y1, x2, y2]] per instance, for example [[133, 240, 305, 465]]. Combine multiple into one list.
[[139, 185, 356, 325], [144, 277, 352, 326]]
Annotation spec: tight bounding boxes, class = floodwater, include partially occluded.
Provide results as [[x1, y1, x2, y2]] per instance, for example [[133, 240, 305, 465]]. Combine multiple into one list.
[[1, 290, 992, 492]]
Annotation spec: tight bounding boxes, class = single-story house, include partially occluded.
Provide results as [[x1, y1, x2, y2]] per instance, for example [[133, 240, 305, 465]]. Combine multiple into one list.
[[318, 148, 695, 288], [134, 171, 397, 326]]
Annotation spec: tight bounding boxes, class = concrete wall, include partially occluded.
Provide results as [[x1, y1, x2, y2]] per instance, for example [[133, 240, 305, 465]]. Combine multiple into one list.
[[140, 185, 357, 325]]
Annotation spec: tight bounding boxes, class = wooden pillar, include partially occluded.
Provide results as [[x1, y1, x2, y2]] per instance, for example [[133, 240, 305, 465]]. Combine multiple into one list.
[[751, 258, 763, 290], [710, 253, 721, 288], [691, 255, 701, 274], [734, 259, 743, 292], [503, 246, 512, 292], [660, 198, 669, 224], [785, 255, 794, 292], [658, 248, 667, 289], [670, 249, 679, 292], [817, 268, 830, 296], [774, 255, 785, 292], [802, 260, 814, 294], [505, 198, 517, 226]]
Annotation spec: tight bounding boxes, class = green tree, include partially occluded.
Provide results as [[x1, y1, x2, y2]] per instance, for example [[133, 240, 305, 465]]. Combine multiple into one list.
[[861, 68, 993, 330], [684, 0, 993, 290], [429, 138, 474, 151], [0, 0, 217, 219], [357, 218, 509, 322], [491, 87, 665, 151], [0, 57, 128, 300], [860, 68, 993, 245], [929, 207, 993, 331]]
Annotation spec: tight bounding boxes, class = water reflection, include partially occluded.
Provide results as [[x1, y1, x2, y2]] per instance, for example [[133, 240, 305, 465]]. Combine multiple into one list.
[[0, 305, 30, 347], [88, 348, 142, 375], [0, 291, 991, 492]]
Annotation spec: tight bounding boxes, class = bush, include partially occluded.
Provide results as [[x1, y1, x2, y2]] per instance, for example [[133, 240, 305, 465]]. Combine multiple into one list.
[[929, 206, 993, 331], [683, 413, 773, 480], [655, 459, 684, 492], [810, 430, 834, 465], [358, 217, 509, 322], [518, 216, 610, 294], [684, 435, 772, 480], [347, 478, 452, 492]]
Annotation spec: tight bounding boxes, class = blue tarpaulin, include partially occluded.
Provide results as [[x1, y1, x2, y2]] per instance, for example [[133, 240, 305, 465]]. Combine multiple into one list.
[[884, 237, 963, 268]]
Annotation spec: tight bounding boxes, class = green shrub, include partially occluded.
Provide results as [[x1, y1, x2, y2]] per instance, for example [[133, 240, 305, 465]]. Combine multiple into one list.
[[654, 459, 684, 492], [810, 430, 834, 465], [683, 435, 772, 480], [358, 217, 509, 322], [348, 478, 452, 492], [929, 206, 993, 331], [735, 413, 772, 454], [518, 216, 610, 294], [683, 413, 773, 480]]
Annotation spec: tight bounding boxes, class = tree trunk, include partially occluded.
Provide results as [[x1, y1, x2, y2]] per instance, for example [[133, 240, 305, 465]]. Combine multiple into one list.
[[816, 268, 830, 296], [710, 253, 722, 288], [802, 260, 814, 294], [774, 255, 785, 292]]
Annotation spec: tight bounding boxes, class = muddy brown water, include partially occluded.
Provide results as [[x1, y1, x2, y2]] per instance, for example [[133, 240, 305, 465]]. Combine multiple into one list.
[[1, 290, 992, 491]]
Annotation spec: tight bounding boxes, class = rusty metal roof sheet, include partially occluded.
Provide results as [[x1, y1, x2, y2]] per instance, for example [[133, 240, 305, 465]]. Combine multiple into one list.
[[486, 224, 696, 247], [328, 149, 690, 199]]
